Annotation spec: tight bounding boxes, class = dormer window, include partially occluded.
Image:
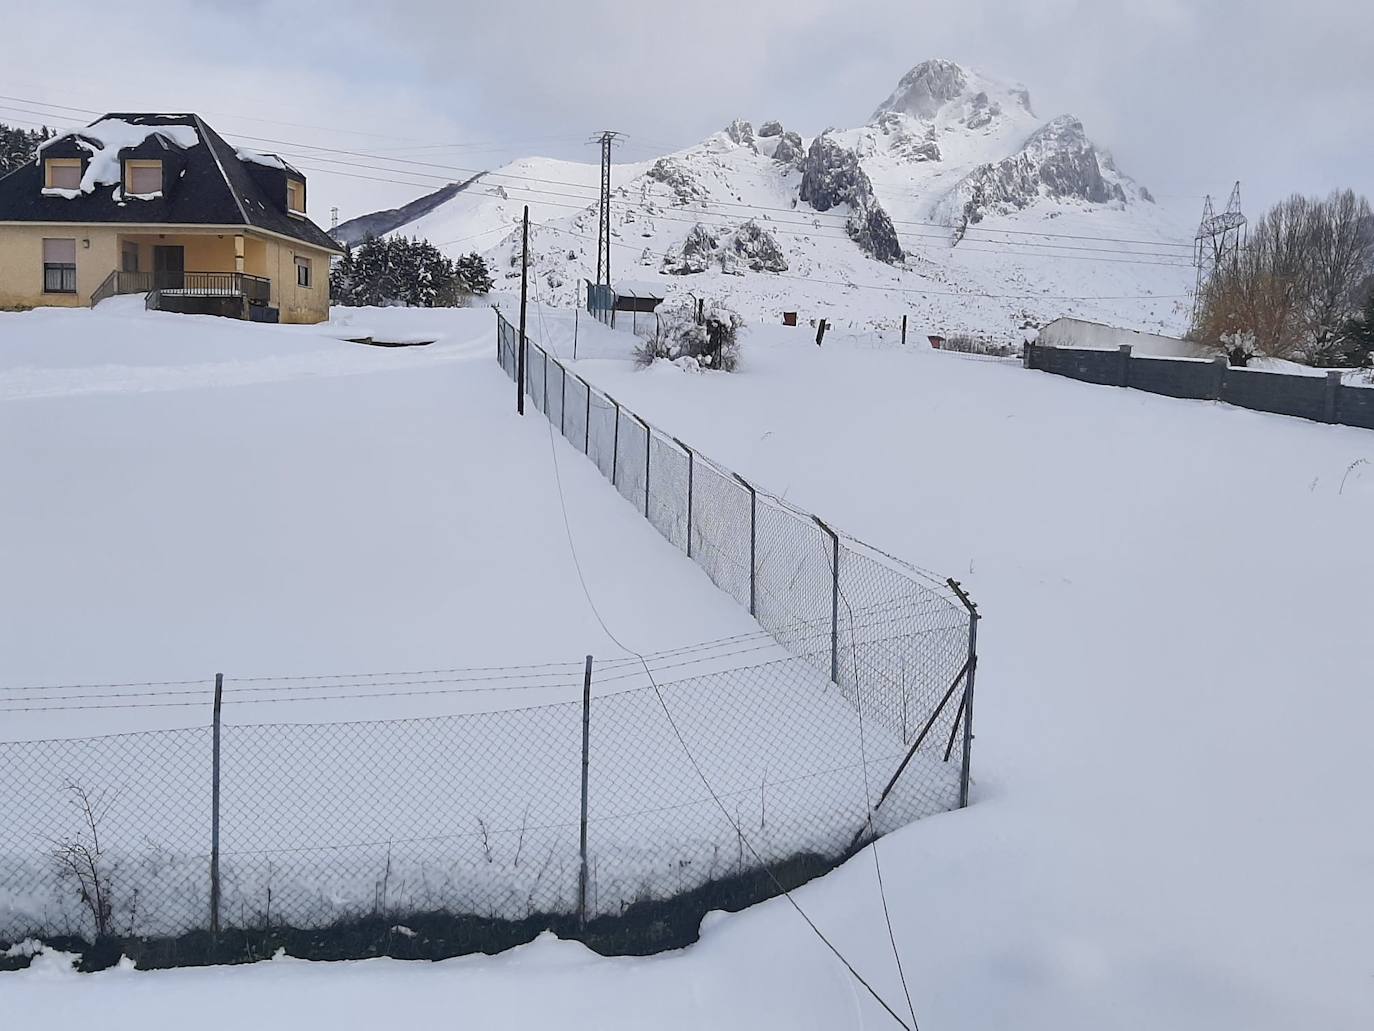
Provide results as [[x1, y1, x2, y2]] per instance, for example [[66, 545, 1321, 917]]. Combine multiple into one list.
[[44, 158, 82, 191], [286, 178, 305, 216], [125, 160, 163, 196]]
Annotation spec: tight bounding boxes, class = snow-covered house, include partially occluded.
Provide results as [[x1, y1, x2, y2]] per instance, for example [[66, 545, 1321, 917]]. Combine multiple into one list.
[[0, 113, 341, 323]]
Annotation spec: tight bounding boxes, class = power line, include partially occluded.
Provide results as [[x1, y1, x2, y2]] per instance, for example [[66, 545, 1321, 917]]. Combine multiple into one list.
[[0, 94, 1195, 252]]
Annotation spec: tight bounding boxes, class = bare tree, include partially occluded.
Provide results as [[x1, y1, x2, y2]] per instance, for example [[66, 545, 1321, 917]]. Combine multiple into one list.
[[1194, 189, 1374, 363], [50, 782, 116, 937]]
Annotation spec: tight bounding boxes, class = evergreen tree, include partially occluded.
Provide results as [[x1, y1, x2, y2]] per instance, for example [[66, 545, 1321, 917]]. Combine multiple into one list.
[[1341, 289, 1374, 368], [329, 235, 467, 308], [0, 123, 53, 177], [455, 252, 494, 295]]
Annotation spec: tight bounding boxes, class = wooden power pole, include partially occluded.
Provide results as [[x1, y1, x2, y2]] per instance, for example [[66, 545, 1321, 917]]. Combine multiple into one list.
[[517, 205, 529, 416]]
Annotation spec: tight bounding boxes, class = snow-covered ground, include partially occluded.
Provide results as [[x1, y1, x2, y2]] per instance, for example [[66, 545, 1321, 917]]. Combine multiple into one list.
[[5, 303, 1373, 1028]]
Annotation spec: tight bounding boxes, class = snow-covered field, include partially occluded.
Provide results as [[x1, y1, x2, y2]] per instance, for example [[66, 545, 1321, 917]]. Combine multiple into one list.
[[5, 301, 1373, 1028]]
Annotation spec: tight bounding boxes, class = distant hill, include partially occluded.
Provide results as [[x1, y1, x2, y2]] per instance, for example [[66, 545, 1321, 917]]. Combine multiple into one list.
[[332, 172, 487, 246]]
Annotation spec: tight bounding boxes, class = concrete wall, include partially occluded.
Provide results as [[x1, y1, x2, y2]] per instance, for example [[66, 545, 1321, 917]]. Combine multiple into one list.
[[1037, 317, 1204, 359], [1026, 342, 1374, 431], [0, 223, 332, 323]]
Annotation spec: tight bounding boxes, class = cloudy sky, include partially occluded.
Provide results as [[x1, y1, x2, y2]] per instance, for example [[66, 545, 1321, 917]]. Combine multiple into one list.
[[4, 0, 1371, 231]]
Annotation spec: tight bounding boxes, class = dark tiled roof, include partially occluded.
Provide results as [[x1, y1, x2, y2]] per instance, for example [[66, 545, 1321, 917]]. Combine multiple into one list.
[[0, 113, 340, 253]]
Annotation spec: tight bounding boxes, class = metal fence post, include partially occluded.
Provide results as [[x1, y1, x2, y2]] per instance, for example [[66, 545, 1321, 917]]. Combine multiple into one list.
[[210, 672, 223, 944], [1117, 344, 1132, 388], [582, 378, 591, 455], [643, 422, 651, 517], [815, 518, 840, 685], [611, 400, 621, 486], [734, 473, 757, 616], [578, 655, 593, 929], [543, 348, 549, 415], [675, 438, 693, 558], [946, 579, 980, 808], [559, 363, 566, 437]]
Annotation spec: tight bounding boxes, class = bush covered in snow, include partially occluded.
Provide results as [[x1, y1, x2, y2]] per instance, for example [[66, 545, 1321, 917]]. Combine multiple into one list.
[[634, 298, 745, 371], [332, 237, 491, 308]]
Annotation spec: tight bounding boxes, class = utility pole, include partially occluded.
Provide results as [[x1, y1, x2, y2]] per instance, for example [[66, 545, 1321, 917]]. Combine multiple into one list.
[[330, 206, 339, 232], [517, 205, 529, 416], [590, 130, 621, 322]]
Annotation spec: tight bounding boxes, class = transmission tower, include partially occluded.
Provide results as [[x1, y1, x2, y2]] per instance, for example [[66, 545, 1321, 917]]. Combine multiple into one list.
[[590, 130, 622, 313], [1194, 181, 1246, 303]]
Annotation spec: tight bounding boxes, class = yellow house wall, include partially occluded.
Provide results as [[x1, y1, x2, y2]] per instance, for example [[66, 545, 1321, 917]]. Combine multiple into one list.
[[254, 233, 332, 324], [0, 225, 120, 309], [0, 224, 334, 323]]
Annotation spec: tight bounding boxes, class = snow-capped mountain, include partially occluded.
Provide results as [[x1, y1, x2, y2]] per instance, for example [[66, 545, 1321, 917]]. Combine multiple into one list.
[[375, 59, 1195, 339]]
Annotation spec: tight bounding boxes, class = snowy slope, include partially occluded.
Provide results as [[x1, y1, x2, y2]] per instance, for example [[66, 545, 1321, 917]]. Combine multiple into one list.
[[380, 60, 1195, 340], [0, 301, 766, 743]]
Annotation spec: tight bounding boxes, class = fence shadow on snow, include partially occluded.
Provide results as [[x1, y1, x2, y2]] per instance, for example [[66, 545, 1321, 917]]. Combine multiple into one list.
[[0, 316, 977, 969]]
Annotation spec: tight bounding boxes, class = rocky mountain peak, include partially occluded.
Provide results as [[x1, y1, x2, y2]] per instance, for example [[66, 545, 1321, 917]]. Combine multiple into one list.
[[870, 59, 1035, 125]]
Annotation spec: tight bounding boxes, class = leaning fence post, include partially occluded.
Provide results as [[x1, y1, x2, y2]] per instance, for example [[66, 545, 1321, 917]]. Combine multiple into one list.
[[674, 437, 693, 557], [815, 518, 840, 685], [734, 473, 757, 616], [210, 672, 223, 945], [946, 579, 980, 809], [578, 655, 593, 929]]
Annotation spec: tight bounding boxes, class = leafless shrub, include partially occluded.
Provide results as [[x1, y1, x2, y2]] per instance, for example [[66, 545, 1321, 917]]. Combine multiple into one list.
[[943, 333, 1017, 357], [50, 782, 116, 937]]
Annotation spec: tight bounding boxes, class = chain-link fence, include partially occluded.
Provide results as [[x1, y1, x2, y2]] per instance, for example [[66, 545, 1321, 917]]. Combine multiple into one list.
[[0, 319, 976, 958]]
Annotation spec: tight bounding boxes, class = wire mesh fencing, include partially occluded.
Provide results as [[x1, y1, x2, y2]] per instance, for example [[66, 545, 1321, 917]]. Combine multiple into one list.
[[0, 316, 977, 957]]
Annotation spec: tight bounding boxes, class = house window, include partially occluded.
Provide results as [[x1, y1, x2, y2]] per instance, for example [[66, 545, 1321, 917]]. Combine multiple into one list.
[[42, 238, 77, 293], [286, 179, 305, 215], [121, 242, 140, 274], [44, 158, 82, 190], [125, 160, 163, 195], [295, 255, 312, 288]]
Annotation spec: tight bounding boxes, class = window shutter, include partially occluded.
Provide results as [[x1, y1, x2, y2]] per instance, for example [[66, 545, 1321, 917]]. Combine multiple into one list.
[[43, 238, 76, 263]]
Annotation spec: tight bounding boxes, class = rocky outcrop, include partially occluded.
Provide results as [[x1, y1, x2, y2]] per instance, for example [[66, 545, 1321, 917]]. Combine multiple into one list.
[[799, 134, 904, 264], [662, 221, 788, 275], [757, 120, 784, 138], [871, 59, 969, 121], [729, 220, 788, 272], [662, 224, 721, 274], [772, 130, 806, 167], [964, 91, 1001, 130], [874, 113, 941, 162], [724, 119, 756, 150], [948, 115, 1128, 226], [647, 158, 704, 205]]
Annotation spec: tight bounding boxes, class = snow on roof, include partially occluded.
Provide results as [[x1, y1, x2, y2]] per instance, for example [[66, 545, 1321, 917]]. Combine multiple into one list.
[[36, 118, 200, 197], [613, 278, 667, 298], [234, 147, 300, 176]]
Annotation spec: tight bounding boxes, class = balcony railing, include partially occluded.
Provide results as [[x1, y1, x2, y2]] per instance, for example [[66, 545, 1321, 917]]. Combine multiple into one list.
[[91, 270, 272, 307]]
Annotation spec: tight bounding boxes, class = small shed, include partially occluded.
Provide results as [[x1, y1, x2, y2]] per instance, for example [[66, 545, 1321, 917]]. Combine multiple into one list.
[[610, 279, 666, 331]]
